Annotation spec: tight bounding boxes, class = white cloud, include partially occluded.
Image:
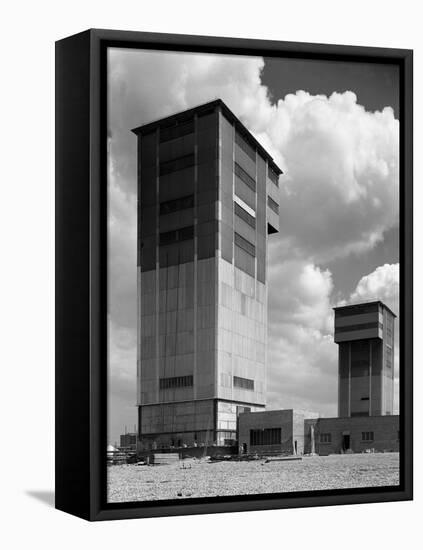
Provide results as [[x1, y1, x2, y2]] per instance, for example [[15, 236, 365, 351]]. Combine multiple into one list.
[[267, 260, 338, 416], [350, 263, 399, 313]]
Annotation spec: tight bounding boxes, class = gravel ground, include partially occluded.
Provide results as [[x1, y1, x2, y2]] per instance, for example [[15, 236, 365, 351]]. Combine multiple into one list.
[[107, 452, 399, 503]]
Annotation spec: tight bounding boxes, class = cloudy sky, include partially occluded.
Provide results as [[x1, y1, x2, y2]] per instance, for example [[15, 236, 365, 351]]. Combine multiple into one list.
[[107, 48, 399, 445]]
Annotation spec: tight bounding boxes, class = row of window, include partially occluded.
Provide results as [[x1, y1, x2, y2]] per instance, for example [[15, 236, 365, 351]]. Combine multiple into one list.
[[234, 201, 256, 229], [336, 303, 380, 317], [159, 153, 195, 176], [335, 321, 382, 334], [160, 194, 194, 216], [159, 119, 194, 143], [159, 225, 194, 246], [235, 131, 256, 162], [386, 345, 393, 369], [250, 428, 281, 446], [319, 431, 375, 443], [234, 232, 256, 257], [268, 165, 279, 186], [234, 162, 256, 191], [159, 375, 193, 390], [233, 376, 254, 391], [267, 195, 279, 214]]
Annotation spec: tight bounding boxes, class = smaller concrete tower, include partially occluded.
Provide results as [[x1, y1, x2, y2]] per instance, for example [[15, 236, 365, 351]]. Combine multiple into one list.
[[334, 301, 396, 417]]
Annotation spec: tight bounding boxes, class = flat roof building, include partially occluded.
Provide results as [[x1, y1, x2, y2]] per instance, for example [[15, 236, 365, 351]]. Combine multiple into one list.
[[132, 99, 281, 450], [334, 301, 396, 417]]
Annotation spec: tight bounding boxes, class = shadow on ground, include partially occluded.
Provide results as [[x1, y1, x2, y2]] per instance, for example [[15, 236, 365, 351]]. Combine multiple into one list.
[[26, 490, 55, 508]]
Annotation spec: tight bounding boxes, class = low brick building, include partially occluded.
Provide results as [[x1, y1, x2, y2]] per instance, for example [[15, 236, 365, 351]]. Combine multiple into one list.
[[238, 409, 319, 455], [304, 415, 399, 455]]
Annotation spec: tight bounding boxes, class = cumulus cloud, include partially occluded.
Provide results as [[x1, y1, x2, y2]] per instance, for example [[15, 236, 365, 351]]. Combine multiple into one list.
[[107, 49, 399, 439], [350, 263, 399, 312], [267, 260, 338, 415]]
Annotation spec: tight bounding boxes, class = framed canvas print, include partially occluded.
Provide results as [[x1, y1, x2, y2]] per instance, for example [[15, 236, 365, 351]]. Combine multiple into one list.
[[55, 28, 413, 521]]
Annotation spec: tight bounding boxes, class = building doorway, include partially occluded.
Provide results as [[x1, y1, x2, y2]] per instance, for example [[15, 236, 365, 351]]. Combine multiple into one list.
[[342, 434, 350, 451]]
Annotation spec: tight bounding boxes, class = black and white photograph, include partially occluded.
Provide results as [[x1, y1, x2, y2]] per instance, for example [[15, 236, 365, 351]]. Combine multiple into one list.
[[106, 46, 402, 503]]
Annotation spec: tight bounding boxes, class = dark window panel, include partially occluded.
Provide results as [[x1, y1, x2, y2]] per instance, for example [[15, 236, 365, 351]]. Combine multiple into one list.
[[235, 130, 256, 162], [268, 165, 280, 186], [234, 162, 256, 191], [159, 119, 194, 143], [234, 245, 255, 277], [159, 194, 194, 216], [335, 303, 380, 317], [234, 202, 256, 229], [234, 178, 256, 211], [335, 322, 382, 334], [234, 376, 254, 390], [159, 375, 194, 389], [234, 232, 256, 257], [159, 153, 195, 176], [267, 195, 279, 214], [250, 428, 281, 446], [159, 225, 194, 246]]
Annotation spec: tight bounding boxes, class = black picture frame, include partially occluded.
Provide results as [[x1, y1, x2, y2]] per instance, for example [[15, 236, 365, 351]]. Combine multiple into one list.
[[55, 28, 413, 521]]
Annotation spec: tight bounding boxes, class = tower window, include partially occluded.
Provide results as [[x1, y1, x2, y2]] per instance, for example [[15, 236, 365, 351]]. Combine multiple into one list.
[[267, 195, 279, 214], [159, 225, 194, 246], [159, 153, 195, 176], [233, 376, 254, 390], [268, 165, 279, 186], [159, 119, 194, 143], [159, 375, 193, 390], [234, 232, 255, 257], [234, 202, 256, 229], [235, 131, 256, 162], [320, 433, 332, 443], [160, 194, 194, 215], [234, 162, 256, 191]]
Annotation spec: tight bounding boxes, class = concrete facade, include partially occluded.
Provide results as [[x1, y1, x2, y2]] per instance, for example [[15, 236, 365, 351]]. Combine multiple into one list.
[[334, 301, 396, 417], [132, 100, 281, 450], [304, 416, 399, 455], [238, 409, 319, 455]]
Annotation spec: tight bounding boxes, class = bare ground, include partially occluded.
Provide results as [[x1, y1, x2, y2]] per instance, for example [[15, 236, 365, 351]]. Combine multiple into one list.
[[107, 452, 399, 503]]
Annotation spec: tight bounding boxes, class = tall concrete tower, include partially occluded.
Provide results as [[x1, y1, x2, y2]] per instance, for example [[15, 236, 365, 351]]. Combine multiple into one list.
[[132, 99, 281, 450], [334, 301, 396, 418]]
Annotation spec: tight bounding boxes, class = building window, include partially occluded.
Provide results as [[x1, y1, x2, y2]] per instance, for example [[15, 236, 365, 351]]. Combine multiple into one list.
[[159, 225, 194, 246], [250, 428, 281, 446], [234, 232, 255, 257], [159, 118, 194, 143], [159, 375, 193, 390], [386, 345, 393, 368], [234, 162, 256, 191], [386, 315, 393, 339], [361, 431, 374, 441], [159, 153, 195, 176], [335, 321, 382, 333], [160, 194, 194, 215], [320, 433, 332, 443], [235, 131, 256, 162], [335, 303, 380, 317], [268, 165, 279, 186], [267, 195, 279, 214], [234, 376, 254, 391], [234, 201, 256, 229]]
